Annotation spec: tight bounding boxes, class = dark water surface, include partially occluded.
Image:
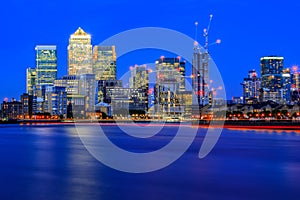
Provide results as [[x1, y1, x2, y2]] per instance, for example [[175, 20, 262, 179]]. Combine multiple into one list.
[[0, 124, 299, 200]]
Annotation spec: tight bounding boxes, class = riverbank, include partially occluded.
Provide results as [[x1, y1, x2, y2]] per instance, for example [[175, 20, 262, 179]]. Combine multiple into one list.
[[1, 119, 299, 130]]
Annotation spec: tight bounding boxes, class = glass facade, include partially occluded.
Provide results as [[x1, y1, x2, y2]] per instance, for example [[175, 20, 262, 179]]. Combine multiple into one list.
[[192, 50, 209, 106], [260, 56, 291, 103], [93, 46, 116, 80], [54, 74, 95, 115], [155, 57, 185, 92], [155, 57, 186, 119], [260, 56, 284, 91], [21, 93, 33, 117], [68, 27, 92, 75], [130, 65, 149, 89], [44, 86, 67, 116], [242, 69, 261, 104], [129, 65, 149, 112], [291, 72, 300, 102], [26, 67, 37, 95], [35, 45, 57, 86]]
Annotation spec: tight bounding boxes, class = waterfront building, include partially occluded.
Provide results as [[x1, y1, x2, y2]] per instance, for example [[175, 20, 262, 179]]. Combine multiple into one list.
[[93, 46, 116, 80], [192, 43, 209, 106], [129, 65, 149, 89], [1, 99, 22, 120], [231, 96, 244, 104], [155, 57, 185, 91], [96, 80, 122, 103], [54, 74, 95, 117], [260, 56, 291, 103], [129, 65, 149, 112], [282, 68, 291, 102], [242, 69, 261, 104], [176, 91, 193, 119], [26, 67, 37, 95], [32, 84, 48, 114], [78, 74, 96, 113], [292, 71, 300, 89], [35, 45, 57, 86], [106, 87, 148, 118], [21, 93, 33, 118], [154, 57, 186, 119], [68, 27, 93, 75], [44, 86, 67, 117], [95, 102, 112, 118], [54, 75, 80, 95], [291, 71, 300, 102]]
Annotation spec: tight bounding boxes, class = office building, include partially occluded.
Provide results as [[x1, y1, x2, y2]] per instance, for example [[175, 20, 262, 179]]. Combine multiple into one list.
[[282, 68, 291, 102], [54, 74, 95, 117], [106, 87, 148, 118], [1, 99, 22, 120], [44, 86, 67, 116], [35, 45, 57, 85], [192, 43, 209, 106], [93, 46, 116, 80], [291, 71, 300, 102], [32, 85, 48, 114], [260, 56, 290, 103], [242, 69, 261, 104], [129, 65, 149, 112], [78, 74, 96, 113], [68, 27, 92, 75], [97, 80, 123, 103], [55, 75, 80, 95], [155, 57, 185, 119], [21, 93, 33, 118], [26, 67, 37, 95]]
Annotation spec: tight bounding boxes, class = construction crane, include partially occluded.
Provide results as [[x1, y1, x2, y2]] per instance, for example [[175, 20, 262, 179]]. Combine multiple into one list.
[[192, 14, 220, 107]]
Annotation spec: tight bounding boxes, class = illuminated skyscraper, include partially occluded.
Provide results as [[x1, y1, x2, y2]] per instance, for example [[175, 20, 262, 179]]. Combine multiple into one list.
[[291, 71, 300, 102], [129, 65, 149, 89], [260, 56, 290, 103], [68, 27, 92, 75], [261, 56, 284, 90], [93, 46, 116, 80], [155, 57, 185, 119], [35, 45, 57, 86], [129, 65, 149, 112], [282, 68, 291, 102], [44, 86, 67, 116], [26, 67, 37, 95], [192, 44, 209, 106], [292, 72, 300, 89], [155, 57, 185, 92], [242, 69, 261, 104], [54, 74, 95, 117]]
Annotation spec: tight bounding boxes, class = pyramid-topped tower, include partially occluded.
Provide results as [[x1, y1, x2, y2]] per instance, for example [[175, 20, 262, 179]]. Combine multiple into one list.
[[68, 27, 92, 75]]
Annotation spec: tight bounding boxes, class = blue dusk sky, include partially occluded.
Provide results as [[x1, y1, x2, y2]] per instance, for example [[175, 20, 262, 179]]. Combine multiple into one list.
[[0, 0, 299, 101]]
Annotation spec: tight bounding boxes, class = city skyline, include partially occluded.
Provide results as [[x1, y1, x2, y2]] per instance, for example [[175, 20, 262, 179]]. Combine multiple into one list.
[[1, 0, 300, 100]]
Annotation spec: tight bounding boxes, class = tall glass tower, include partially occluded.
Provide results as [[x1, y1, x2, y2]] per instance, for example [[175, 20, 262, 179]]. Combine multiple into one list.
[[68, 27, 92, 75], [129, 65, 149, 112], [260, 56, 289, 103], [26, 67, 37, 95], [261, 56, 284, 90], [154, 57, 185, 119], [35, 45, 57, 86], [93, 46, 116, 80], [129, 65, 149, 90]]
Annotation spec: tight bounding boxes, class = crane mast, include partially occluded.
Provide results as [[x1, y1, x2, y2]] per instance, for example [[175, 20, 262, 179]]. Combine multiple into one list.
[[192, 15, 214, 107]]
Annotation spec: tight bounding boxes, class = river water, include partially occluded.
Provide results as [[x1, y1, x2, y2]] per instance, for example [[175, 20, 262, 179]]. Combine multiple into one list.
[[0, 124, 299, 200]]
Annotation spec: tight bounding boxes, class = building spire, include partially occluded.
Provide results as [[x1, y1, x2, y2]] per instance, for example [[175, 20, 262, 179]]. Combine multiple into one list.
[[73, 27, 88, 36]]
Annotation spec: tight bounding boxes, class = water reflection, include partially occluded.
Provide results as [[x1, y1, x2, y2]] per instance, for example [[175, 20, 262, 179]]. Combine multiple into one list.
[[0, 124, 299, 199]]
